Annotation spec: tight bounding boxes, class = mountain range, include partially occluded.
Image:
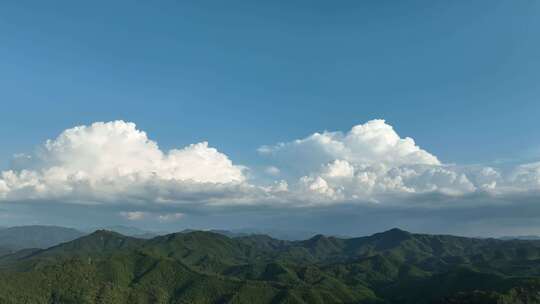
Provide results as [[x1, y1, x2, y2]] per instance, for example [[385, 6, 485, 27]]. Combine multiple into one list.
[[0, 225, 323, 253], [1, 227, 540, 303]]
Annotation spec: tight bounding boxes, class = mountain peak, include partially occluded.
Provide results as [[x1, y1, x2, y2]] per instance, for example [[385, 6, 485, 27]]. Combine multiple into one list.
[[33, 229, 145, 257], [310, 234, 327, 241], [386, 227, 410, 234], [304, 234, 341, 248], [372, 228, 412, 241], [88, 229, 125, 238]]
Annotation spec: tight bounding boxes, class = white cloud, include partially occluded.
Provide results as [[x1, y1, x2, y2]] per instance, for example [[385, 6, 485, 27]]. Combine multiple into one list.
[[257, 119, 540, 202], [259, 119, 440, 176], [290, 163, 478, 203], [322, 160, 355, 178], [2, 119, 540, 211], [0, 121, 247, 203], [299, 176, 337, 198], [509, 162, 540, 190], [158, 212, 184, 222], [119, 211, 184, 222], [38, 121, 245, 184], [259, 120, 480, 201], [119, 211, 147, 221]]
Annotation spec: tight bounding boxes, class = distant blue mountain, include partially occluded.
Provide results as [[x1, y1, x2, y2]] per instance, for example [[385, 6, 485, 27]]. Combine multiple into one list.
[[0, 225, 84, 250]]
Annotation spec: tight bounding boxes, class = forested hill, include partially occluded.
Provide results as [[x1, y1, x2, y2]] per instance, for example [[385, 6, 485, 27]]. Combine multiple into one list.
[[1, 228, 540, 303]]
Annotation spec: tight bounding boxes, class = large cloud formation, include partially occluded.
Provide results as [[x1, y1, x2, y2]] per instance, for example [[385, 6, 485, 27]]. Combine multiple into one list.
[[0, 121, 247, 203], [259, 120, 475, 202], [1, 119, 540, 211], [259, 119, 440, 170], [260, 119, 540, 203]]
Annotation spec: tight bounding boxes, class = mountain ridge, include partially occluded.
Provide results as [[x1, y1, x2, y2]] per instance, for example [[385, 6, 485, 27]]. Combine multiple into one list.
[[2, 227, 540, 303]]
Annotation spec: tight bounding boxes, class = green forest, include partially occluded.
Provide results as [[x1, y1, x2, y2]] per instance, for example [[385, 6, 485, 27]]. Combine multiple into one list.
[[1, 228, 540, 303]]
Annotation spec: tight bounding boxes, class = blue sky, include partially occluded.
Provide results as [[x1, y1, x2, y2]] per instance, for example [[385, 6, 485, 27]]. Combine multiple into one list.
[[1, 1, 540, 235], [2, 0, 539, 166]]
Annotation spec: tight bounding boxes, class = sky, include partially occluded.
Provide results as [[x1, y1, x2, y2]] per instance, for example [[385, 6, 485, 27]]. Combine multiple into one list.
[[1, 1, 540, 237]]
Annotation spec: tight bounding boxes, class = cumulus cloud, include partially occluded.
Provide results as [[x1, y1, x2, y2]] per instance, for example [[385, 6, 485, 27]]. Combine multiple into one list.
[[291, 163, 478, 203], [258, 120, 479, 201], [258, 119, 540, 203], [259, 119, 440, 175], [510, 162, 540, 189], [0, 121, 248, 204], [2, 119, 540, 214]]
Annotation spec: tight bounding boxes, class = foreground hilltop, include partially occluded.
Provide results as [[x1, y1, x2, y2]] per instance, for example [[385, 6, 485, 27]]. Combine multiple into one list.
[[1, 228, 540, 303]]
